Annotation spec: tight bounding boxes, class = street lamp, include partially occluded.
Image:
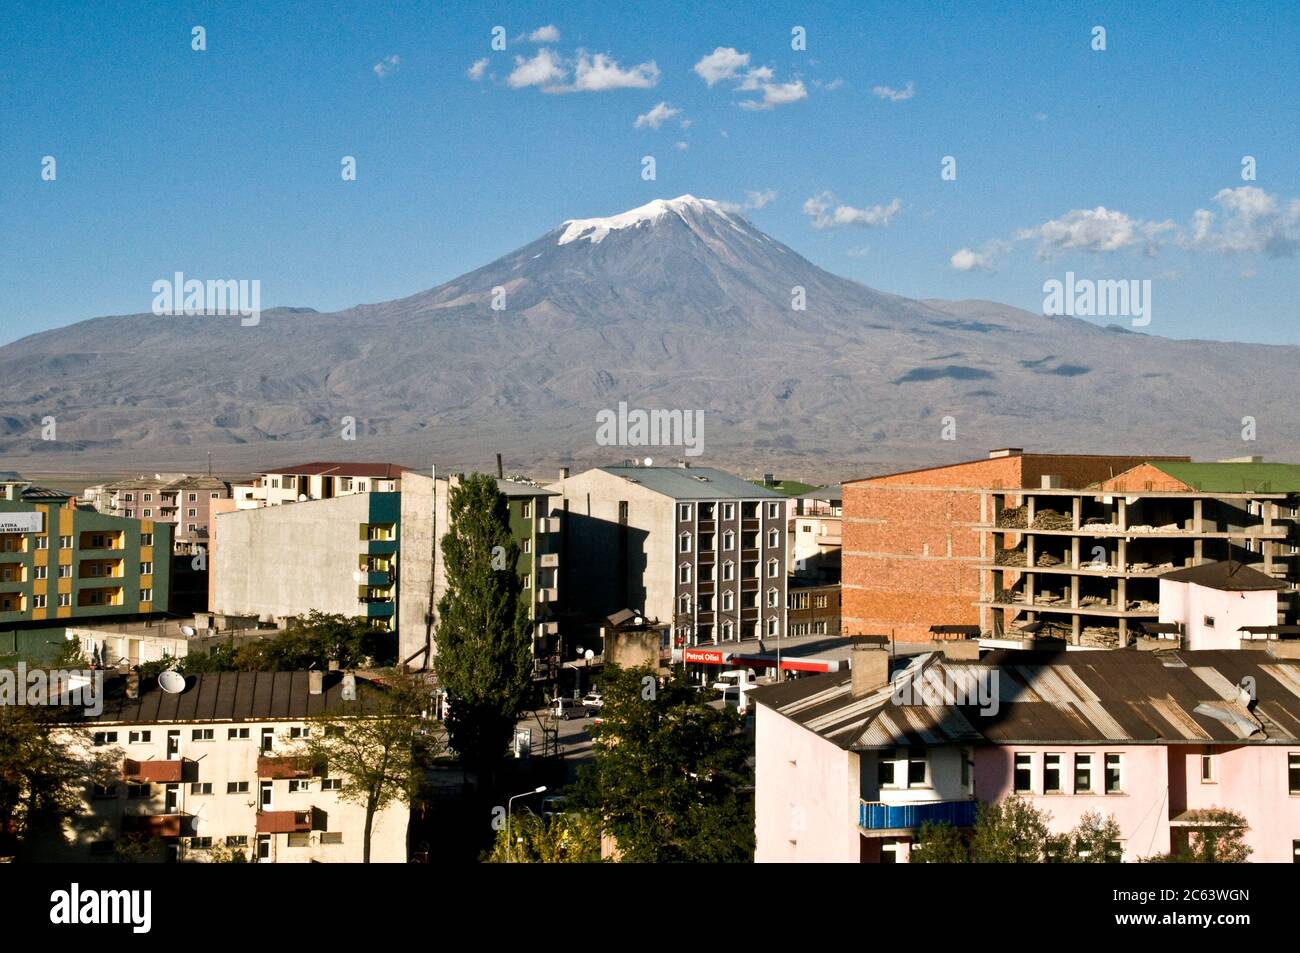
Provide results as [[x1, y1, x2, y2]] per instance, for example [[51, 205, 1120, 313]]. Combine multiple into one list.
[[506, 785, 547, 863]]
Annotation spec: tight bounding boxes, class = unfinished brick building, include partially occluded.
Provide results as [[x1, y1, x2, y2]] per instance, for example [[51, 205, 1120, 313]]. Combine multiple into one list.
[[841, 449, 1186, 642]]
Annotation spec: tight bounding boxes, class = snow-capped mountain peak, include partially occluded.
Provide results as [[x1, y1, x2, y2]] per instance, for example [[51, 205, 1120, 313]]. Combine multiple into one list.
[[557, 195, 738, 246]]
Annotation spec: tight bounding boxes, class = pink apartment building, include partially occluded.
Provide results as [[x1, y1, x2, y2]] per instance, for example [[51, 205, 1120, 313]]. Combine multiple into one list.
[[754, 644, 1300, 863]]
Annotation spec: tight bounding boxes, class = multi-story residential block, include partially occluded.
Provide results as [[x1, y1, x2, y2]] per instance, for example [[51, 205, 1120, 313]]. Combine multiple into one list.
[[979, 459, 1300, 646], [841, 449, 1189, 642], [789, 485, 841, 581], [787, 578, 841, 638], [754, 643, 1300, 863], [100, 474, 231, 553], [231, 461, 408, 509], [41, 670, 409, 863], [1, 477, 172, 653], [549, 464, 788, 648]]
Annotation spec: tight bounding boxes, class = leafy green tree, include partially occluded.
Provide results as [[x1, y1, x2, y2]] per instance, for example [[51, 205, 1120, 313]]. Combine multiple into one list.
[[971, 796, 1053, 862], [1058, 809, 1122, 862], [482, 809, 601, 863], [294, 669, 436, 863], [1142, 809, 1252, 863], [431, 474, 532, 785], [911, 821, 970, 862], [571, 665, 753, 862]]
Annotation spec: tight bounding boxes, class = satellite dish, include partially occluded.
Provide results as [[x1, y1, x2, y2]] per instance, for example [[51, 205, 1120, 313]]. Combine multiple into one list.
[[298, 494, 308, 502], [158, 670, 186, 694], [352, 570, 364, 583], [643, 457, 653, 467], [583, 649, 595, 660], [180, 625, 197, 637]]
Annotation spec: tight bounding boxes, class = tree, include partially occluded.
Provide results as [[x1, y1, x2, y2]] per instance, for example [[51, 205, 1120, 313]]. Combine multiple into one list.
[[294, 669, 436, 863], [482, 809, 601, 863], [1058, 809, 1123, 863], [911, 821, 970, 862], [971, 796, 1053, 862], [431, 474, 532, 786], [571, 665, 754, 862], [1143, 809, 1252, 863]]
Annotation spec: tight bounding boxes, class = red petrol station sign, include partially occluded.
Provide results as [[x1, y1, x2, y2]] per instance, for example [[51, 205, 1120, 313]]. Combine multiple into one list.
[[682, 648, 732, 665]]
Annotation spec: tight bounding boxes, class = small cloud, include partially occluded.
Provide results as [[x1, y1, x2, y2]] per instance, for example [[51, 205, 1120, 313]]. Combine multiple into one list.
[[635, 101, 682, 130], [803, 192, 902, 229], [675, 140, 689, 151], [528, 25, 560, 43], [814, 78, 845, 91], [507, 48, 567, 89], [949, 241, 1008, 272], [871, 81, 915, 102], [467, 58, 489, 81], [679, 118, 692, 130], [547, 51, 659, 93], [373, 54, 400, 79], [693, 47, 750, 86], [1180, 186, 1300, 258], [847, 246, 870, 257], [718, 190, 778, 214], [1018, 207, 1175, 258], [1033, 111, 1048, 122], [739, 78, 807, 111]]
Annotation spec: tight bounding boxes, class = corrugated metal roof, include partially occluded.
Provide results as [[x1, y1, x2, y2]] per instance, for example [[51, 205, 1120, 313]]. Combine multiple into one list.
[[751, 649, 1300, 749], [598, 466, 787, 501]]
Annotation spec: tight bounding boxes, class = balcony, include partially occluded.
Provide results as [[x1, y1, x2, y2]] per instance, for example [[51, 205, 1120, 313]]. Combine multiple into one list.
[[539, 553, 559, 569], [537, 587, 558, 604], [123, 757, 187, 784], [122, 812, 194, 838], [859, 798, 978, 833], [257, 755, 313, 780], [256, 810, 313, 834], [359, 599, 395, 618]]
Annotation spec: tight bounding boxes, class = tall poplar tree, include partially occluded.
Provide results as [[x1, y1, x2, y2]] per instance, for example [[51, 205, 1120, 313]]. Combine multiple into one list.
[[432, 474, 532, 786]]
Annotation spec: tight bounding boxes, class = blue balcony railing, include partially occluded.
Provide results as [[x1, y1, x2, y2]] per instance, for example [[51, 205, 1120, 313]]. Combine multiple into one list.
[[859, 798, 978, 831]]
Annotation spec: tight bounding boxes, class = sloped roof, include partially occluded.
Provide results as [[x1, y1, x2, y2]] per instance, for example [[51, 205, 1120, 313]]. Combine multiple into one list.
[[751, 649, 1300, 748], [599, 465, 786, 500], [259, 462, 411, 478], [1160, 560, 1286, 591]]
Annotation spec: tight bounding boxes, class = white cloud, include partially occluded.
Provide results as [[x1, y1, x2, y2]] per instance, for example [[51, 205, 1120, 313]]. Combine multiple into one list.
[[950, 241, 1009, 272], [675, 141, 689, 151], [717, 190, 778, 214], [1180, 186, 1300, 257], [802, 192, 902, 229], [548, 51, 659, 93], [634, 101, 682, 130], [693, 47, 750, 86], [373, 54, 400, 79], [507, 48, 567, 89], [814, 78, 845, 91], [528, 25, 560, 43], [1033, 111, 1048, 122], [1016, 207, 1175, 258], [871, 81, 915, 102], [466, 57, 489, 81], [739, 78, 807, 111]]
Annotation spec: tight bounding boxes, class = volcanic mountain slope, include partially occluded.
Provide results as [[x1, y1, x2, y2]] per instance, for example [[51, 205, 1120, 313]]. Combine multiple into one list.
[[0, 195, 1295, 479]]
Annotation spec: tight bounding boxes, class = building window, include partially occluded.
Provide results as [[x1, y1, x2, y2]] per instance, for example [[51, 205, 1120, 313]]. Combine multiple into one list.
[[34, 564, 48, 579], [140, 589, 152, 602], [1044, 753, 1062, 793], [32, 595, 46, 609], [766, 588, 779, 608], [141, 533, 152, 546], [767, 502, 780, 519], [59, 536, 71, 548], [321, 778, 341, 791], [191, 728, 213, 741], [226, 835, 249, 847], [1201, 751, 1216, 783], [129, 730, 152, 743], [679, 563, 692, 584], [190, 783, 213, 795], [290, 726, 311, 739], [878, 750, 897, 788], [721, 561, 735, 581], [520, 501, 532, 519], [187, 509, 197, 518], [288, 779, 310, 793], [521, 574, 531, 589], [211, 492, 220, 499], [143, 509, 152, 517], [1203, 615, 1216, 628], [1104, 753, 1123, 794], [908, 748, 928, 786], [143, 494, 152, 502], [1074, 753, 1094, 793], [127, 784, 150, 799], [58, 593, 71, 607], [228, 727, 249, 740], [35, 536, 47, 550], [228, 781, 250, 794], [92, 731, 118, 746], [93, 784, 118, 799], [1290, 753, 1300, 795], [680, 504, 692, 522], [321, 831, 343, 845], [767, 558, 779, 578], [520, 538, 531, 554], [679, 594, 691, 615], [188, 493, 197, 503], [722, 503, 734, 521], [721, 590, 734, 612], [123, 493, 134, 502], [287, 832, 310, 847], [1014, 753, 1033, 792], [679, 532, 692, 554], [57, 565, 71, 578], [722, 530, 734, 550], [140, 561, 153, 575], [767, 616, 778, 637], [721, 620, 734, 641], [767, 528, 780, 548]]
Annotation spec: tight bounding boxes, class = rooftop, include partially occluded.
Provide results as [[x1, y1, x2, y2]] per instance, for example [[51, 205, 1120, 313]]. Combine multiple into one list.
[[1146, 461, 1300, 494], [599, 465, 787, 501], [258, 462, 412, 479], [1160, 559, 1287, 591], [751, 648, 1300, 748]]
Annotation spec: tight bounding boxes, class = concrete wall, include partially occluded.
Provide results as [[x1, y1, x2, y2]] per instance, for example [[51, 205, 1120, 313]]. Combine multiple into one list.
[[1174, 744, 1299, 863], [212, 494, 379, 624], [398, 472, 435, 667], [755, 703, 860, 862], [1159, 579, 1278, 650]]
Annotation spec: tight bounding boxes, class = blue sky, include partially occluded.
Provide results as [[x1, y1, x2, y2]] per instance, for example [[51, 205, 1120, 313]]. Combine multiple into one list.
[[3, 0, 1299, 346]]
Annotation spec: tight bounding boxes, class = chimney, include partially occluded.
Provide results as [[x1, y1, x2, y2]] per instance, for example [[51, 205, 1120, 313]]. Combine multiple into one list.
[[125, 671, 140, 700], [989, 448, 1023, 459], [309, 670, 323, 696], [559, 467, 570, 480], [850, 644, 890, 698], [341, 674, 357, 702], [932, 639, 981, 661]]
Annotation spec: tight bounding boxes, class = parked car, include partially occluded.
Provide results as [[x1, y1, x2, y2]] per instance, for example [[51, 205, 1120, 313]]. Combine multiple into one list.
[[552, 697, 586, 720], [541, 795, 568, 819], [582, 692, 604, 712]]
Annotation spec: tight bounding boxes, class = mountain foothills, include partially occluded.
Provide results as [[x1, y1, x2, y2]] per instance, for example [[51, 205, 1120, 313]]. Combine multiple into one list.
[[1, 195, 1296, 478]]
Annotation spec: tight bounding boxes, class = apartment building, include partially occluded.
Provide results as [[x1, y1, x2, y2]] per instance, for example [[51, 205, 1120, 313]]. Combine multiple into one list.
[[787, 578, 841, 638], [549, 464, 787, 647], [100, 474, 231, 553], [789, 485, 842, 581], [842, 449, 1188, 642], [41, 670, 408, 863], [1, 478, 172, 646], [753, 644, 1300, 863], [980, 459, 1300, 646], [231, 461, 408, 508]]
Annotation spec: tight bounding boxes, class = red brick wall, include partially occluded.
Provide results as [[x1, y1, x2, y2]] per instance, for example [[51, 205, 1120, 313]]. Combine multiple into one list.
[[841, 453, 1184, 642]]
